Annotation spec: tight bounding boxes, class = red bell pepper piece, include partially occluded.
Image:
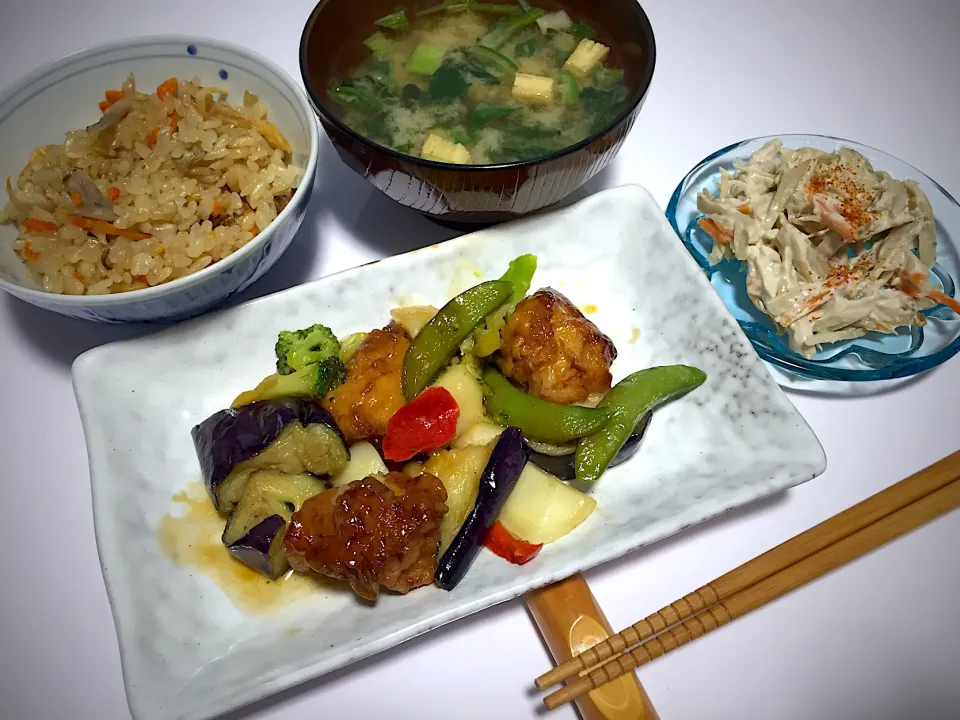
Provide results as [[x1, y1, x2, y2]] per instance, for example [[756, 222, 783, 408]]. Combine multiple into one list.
[[483, 521, 542, 565], [382, 386, 459, 462]]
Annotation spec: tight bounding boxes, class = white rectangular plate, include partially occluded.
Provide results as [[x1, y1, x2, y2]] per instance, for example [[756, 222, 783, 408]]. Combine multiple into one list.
[[73, 185, 826, 720]]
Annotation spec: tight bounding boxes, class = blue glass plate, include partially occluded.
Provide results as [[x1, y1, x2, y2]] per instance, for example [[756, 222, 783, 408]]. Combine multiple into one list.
[[666, 134, 960, 382]]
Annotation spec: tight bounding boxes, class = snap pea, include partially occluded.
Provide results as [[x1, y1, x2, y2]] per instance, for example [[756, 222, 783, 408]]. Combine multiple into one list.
[[481, 366, 611, 443], [403, 280, 513, 401], [498, 253, 537, 311], [575, 365, 707, 483]]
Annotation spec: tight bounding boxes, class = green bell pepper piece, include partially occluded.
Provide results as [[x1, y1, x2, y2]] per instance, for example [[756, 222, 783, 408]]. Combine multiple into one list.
[[403, 280, 513, 400], [481, 367, 611, 443], [575, 365, 707, 483]]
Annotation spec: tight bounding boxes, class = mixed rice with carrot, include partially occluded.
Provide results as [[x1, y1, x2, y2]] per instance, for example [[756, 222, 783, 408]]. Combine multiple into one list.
[[0, 74, 302, 295]]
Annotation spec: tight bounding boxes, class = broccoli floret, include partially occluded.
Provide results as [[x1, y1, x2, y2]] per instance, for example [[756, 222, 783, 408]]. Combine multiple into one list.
[[315, 356, 347, 396], [232, 358, 347, 408], [275, 324, 341, 375]]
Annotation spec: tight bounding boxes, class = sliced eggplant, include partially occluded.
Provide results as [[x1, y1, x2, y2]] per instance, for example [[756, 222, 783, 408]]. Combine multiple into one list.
[[528, 414, 650, 481], [225, 515, 287, 579], [191, 397, 348, 511], [222, 470, 327, 578], [435, 427, 530, 591]]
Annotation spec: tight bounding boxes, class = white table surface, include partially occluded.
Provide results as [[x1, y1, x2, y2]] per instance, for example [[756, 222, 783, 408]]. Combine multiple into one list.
[[1, 1, 959, 718]]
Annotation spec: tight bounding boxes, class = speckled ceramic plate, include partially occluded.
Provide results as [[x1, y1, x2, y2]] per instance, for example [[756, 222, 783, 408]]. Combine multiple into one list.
[[72, 185, 826, 720]]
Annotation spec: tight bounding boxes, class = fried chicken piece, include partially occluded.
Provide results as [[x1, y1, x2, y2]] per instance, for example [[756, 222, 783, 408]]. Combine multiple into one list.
[[496, 288, 617, 405], [283, 472, 448, 601], [322, 324, 410, 443]]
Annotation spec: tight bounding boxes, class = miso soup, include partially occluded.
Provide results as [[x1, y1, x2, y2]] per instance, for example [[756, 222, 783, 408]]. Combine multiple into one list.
[[327, 2, 631, 165]]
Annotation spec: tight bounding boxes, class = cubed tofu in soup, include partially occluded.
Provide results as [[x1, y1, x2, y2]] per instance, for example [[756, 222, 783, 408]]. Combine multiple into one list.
[[563, 39, 611, 78], [512, 74, 555, 105], [421, 134, 472, 164]]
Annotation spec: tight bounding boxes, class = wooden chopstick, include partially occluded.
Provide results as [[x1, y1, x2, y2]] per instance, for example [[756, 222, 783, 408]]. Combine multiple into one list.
[[536, 449, 960, 691], [539, 450, 960, 711]]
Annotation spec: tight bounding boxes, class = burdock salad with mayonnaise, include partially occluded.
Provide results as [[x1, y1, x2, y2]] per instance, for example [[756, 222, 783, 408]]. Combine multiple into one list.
[[696, 138, 960, 357]]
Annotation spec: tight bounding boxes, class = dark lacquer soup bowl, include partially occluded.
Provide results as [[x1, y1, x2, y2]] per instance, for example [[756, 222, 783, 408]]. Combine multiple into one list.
[[300, 0, 656, 227]]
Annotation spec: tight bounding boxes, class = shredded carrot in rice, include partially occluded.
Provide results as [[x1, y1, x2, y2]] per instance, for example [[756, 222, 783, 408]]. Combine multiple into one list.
[[107, 186, 121, 201], [156, 77, 178, 99], [169, 111, 180, 133], [146, 128, 158, 148], [22, 242, 40, 261], [23, 218, 58, 232], [73, 272, 84, 282], [104, 89, 124, 103], [70, 192, 82, 206], [98, 100, 111, 112], [70, 216, 150, 240]]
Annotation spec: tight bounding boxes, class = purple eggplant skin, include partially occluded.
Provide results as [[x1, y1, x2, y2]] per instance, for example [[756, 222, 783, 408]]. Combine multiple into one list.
[[191, 397, 345, 510], [528, 414, 650, 482], [436, 427, 530, 591], [226, 515, 287, 578]]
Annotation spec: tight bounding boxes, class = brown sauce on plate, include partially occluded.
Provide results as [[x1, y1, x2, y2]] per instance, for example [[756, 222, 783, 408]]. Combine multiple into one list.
[[157, 481, 329, 615]]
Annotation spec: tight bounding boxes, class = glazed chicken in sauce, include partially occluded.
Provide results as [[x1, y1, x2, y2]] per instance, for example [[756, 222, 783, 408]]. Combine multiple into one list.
[[283, 472, 448, 601], [322, 324, 410, 442], [496, 288, 616, 405]]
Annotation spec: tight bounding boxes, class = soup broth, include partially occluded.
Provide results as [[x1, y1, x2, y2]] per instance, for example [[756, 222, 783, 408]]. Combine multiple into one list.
[[327, 3, 630, 165]]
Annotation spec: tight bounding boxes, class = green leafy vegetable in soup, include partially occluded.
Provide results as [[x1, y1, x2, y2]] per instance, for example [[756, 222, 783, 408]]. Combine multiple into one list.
[[327, 2, 630, 165]]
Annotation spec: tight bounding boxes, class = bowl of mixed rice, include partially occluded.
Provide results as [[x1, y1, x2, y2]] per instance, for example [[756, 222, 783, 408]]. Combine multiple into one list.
[[0, 36, 319, 323]]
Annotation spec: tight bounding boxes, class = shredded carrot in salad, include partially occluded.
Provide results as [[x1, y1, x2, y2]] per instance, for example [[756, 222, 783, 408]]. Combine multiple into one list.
[[928, 291, 960, 315]]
